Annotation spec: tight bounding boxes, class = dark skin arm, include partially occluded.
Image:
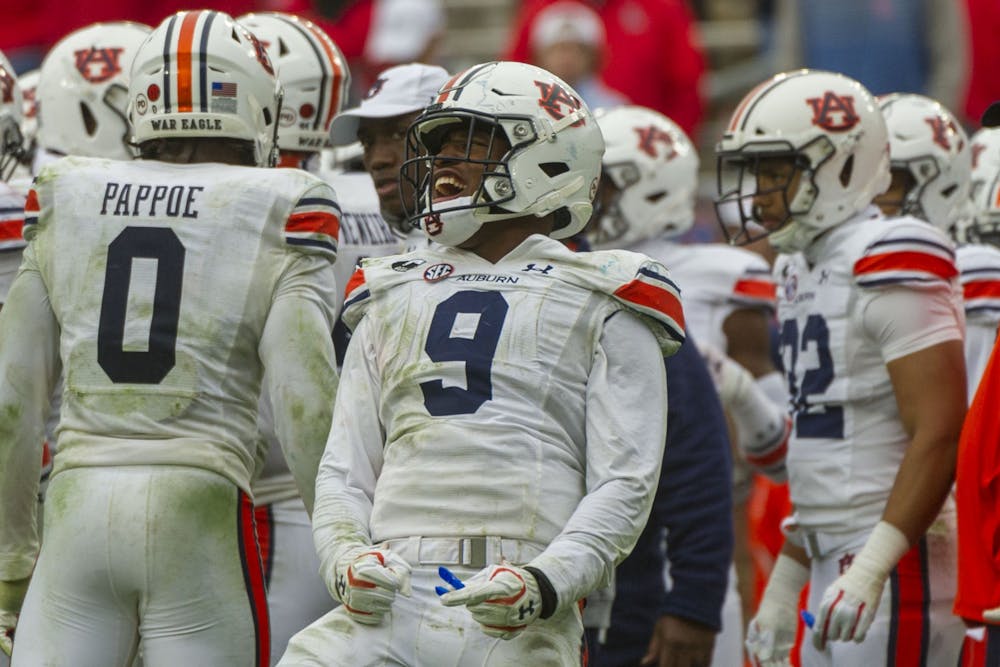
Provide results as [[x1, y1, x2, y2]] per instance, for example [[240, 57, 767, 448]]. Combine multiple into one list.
[[881, 339, 966, 543], [641, 615, 717, 667], [722, 308, 777, 379]]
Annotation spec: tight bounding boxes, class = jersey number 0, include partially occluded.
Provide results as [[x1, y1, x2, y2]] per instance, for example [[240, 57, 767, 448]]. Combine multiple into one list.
[[97, 226, 185, 384]]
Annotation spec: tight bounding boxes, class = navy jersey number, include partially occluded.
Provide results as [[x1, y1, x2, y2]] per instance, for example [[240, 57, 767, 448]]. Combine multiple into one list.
[[421, 290, 509, 416], [779, 314, 844, 438], [97, 226, 185, 384]]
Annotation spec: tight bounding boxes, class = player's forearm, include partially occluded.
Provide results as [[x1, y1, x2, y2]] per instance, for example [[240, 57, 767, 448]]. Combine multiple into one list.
[[881, 432, 958, 545], [527, 475, 659, 615]]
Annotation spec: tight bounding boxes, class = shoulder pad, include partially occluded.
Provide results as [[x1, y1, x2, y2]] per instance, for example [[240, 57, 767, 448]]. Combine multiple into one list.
[[566, 249, 686, 356], [852, 219, 957, 289], [958, 243, 1000, 319], [339, 250, 432, 330], [284, 179, 341, 261]]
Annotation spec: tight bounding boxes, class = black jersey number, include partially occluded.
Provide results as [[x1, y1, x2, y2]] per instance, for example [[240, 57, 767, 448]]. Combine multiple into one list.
[[97, 226, 185, 383], [779, 314, 844, 439], [421, 290, 509, 416]]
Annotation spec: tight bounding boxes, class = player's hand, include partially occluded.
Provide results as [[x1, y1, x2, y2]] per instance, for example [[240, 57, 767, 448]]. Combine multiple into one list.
[[0, 577, 30, 656], [812, 521, 908, 650], [745, 607, 796, 666], [331, 548, 411, 625], [984, 606, 1000, 623], [439, 562, 543, 639], [745, 553, 808, 667], [641, 614, 716, 667], [812, 567, 883, 650]]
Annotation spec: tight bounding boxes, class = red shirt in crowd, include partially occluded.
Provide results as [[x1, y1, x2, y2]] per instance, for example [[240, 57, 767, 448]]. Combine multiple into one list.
[[504, 0, 705, 141]]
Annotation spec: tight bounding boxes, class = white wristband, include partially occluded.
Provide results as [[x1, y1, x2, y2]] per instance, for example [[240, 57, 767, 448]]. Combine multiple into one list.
[[851, 521, 910, 580], [759, 554, 810, 614]]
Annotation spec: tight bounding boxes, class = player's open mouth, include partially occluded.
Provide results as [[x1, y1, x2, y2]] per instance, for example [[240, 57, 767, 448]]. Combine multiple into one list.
[[433, 172, 466, 203]]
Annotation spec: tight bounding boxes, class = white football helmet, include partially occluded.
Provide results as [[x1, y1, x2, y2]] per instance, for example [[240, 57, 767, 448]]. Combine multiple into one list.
[[715, 69, 890, 253], [0, 50, 23, 180], [588, 105, 698, 249], [401, 60, 604, 246], [878, 93, 970, 231], [129, 10, 282, 167], [969, 163, 1000, 247], [969, 127, 1000, 205], [238, 12, 349, 152], [37, 22, 151, 160]]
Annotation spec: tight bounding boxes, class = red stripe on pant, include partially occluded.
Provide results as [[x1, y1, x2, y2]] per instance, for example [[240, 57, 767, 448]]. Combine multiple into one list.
[[239, 491, 270, 667], [888, 538, 929, 666], [253, 504, 275, 588]]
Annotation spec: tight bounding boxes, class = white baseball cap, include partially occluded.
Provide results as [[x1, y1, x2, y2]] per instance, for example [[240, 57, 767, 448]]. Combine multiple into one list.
[[329, 63, 450, 146], [530, 1, 605, 52], [365, 0, 445, 65]]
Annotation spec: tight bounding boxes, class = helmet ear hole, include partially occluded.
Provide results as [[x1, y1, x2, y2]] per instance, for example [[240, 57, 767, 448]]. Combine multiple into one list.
[[551, 207, 571, 232], [277, 37, 290, 57], [539, 162, 569, 178], [80, 102, 97, 136], [839, 154, 854, 187]]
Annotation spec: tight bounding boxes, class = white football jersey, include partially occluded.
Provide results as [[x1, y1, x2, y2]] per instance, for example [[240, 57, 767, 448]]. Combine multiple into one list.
[[957, 243, 1000, 399], [0, 156, 341, 577], [774, 208, 963, 535], [631, 236, 776, 352], [313, 235, 684, 606], [0, 180, 26, 302]]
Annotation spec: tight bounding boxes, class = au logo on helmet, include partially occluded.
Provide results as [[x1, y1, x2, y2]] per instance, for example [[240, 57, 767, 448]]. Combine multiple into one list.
[[534, 81, 584, 127], [634, 125, 677, 160], [806, 91, 859, 132], [925, 116, 961, 152], [73, 47, 124, 83]]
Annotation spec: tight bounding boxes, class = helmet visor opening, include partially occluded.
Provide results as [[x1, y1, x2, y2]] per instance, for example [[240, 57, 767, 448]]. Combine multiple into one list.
[[715, 151, 806, 246]]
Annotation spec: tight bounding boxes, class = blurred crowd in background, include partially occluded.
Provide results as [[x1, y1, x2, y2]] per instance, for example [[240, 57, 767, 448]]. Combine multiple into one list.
[[3, 0, 996, 238]]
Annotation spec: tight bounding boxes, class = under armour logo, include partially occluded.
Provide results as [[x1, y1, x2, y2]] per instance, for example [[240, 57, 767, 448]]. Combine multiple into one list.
[[635, 125, 677, 160], [73, 47, 125, 83], [523, 263, 553, 274], [534, 81, 584, 126], [806, 92, 859, 132], [336, 574, 347, 597], [518, 600, 536, 620], [838, 552, 854, 575], [818, 269, 830, 284]]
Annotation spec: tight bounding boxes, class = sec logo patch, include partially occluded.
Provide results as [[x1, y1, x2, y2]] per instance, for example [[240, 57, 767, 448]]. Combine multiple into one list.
[[424, 263, 454, 282]]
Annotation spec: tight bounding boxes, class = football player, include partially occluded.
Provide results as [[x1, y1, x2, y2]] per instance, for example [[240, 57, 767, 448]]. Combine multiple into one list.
[[875, 93, 998, 400], [0, 50, 26, 310], [236, 12, 354, 664], [278, 60, 683, 666], [720, 70, 966, 666], [0, 10, 339, 666], [586, 104, 789, 667], [327, 61, 451, 253], [35, 22, 152, 167]]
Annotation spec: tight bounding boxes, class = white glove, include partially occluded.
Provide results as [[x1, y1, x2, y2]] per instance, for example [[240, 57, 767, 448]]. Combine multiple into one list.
[[330, 547, 411, 625], [746, 554, 809, 667], [0, 577, 30, 657], [813, 521, 909, 650], [439, 562, 543, 639]]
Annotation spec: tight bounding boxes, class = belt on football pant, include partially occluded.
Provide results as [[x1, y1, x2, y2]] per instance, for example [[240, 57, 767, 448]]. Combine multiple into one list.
[[379, 536, 546, 569]]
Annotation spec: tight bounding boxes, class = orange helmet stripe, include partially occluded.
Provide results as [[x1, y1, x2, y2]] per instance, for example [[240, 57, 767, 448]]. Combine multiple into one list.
[[303, 22, 344, 132], [176, 11, 200, 112]]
